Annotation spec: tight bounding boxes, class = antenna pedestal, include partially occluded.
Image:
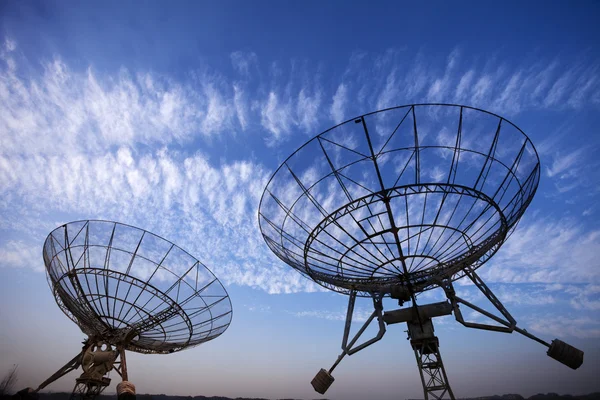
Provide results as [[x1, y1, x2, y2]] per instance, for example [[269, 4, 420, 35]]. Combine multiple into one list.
[[67, 341, 118, 400], [384, 302, 455, 399], [71, 377, 110, 400], [407, 319, 454, 400]]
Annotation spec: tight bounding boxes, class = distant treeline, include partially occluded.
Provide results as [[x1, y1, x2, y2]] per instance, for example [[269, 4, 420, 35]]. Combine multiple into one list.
[[4, 393, 328, 400], [410, 395, 600, 400], [4, 392, 600, 400]]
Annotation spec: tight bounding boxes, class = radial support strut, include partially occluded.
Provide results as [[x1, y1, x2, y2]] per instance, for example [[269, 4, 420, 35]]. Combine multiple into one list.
[[438, 271, 584, 370], [311, 291, 386, 394], [115, 347, 136, 400], [34, 351, 83, 393]]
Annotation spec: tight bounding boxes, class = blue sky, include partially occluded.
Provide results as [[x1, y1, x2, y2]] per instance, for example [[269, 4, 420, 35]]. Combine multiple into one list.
[[0, 1, 599, 399]]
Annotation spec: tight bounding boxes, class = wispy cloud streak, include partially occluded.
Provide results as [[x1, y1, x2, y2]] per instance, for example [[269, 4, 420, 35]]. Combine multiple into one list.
[[1, 39, 599, 297]]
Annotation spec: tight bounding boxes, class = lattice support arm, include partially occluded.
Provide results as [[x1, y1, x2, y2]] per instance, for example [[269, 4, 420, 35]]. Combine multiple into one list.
[[340, 290, 357, 351], [438, 272, 516, 333], [35, 351, 83, 392], [440, 277, 584, 370], [463, 266, 516, 329], [311, 292, 386, 394], [452, 295, 517, 333], [408, 318, 455, 400], [333, 292, 386, 371], [344, 295, 386, 356]]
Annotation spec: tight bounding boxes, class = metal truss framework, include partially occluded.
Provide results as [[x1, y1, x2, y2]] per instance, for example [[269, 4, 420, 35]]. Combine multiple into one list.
[[43, 220, 232, 354], [258, 105, 583, 398], [71, 377, 110, 400], [259, 104, 541, 296], [32, 220, 234, 399], [409, 323, 454, 400], [312, 266, 583, 399]]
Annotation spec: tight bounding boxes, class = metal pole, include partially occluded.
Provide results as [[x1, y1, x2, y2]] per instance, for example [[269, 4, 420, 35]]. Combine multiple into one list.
[[119, 348, 128, 382]]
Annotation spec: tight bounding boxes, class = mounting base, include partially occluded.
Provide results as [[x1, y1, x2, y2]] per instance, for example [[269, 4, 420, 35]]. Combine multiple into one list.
[[71, 377, 110, 400]]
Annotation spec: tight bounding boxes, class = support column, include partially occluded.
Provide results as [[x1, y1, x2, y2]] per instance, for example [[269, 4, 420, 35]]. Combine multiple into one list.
[[116, 348, 136, 400], [408, 319, 454, 400]]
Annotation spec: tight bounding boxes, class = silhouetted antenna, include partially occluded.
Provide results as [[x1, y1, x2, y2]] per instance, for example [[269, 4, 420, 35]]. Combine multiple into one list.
[[30, 220, 232, 400], [259, 104, 583, 399]]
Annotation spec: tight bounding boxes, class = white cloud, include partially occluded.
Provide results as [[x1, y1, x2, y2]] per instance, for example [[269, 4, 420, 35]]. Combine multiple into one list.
[[527, 314, 600, 339], [544, 68, 576, 108], [531, 60, 558, 101], [0, 145, 323, 294], [330, 83, 348, 124], [376, 70, 399, 110], [296, 88, 322, 134], [0, 57, 231, 159], [546, 149, 584, 178], [447, 48, 460, 70], [492, 70, 524, 114], [260, 91, 293, 146], [233, 84, 248, 130], [4, 38, 16, 52], [568, 284, 600, 311], [0, 240, 41, 272], [230, 51, 258, 77], [200, 83, 232, 135], [481, 216, 600, 284], [471, 75, 492, 105], [454, 70, 475, 102], [544, 148, 589, 194], [291, 307, 373, 322], [2, 42, 600, 299], [492, 284, 556, 306], [567, 71, 598, 109], [0, 48, 325, 294], [244, 303, 271, 313]]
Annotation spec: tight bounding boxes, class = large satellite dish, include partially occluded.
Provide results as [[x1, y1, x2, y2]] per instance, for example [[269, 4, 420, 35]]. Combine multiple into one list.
[[258, 104, 584, 399], [29, 220, 232, 400]]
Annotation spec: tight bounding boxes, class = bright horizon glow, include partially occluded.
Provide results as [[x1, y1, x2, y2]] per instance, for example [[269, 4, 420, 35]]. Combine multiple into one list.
[[0, 1, 599, 399]]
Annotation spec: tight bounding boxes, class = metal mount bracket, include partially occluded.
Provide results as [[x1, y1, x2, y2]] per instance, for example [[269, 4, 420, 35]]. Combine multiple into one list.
[[35, 351, 83, 393], [442, 267, 517, 333], [439, 271, 584, 370], [311, 290, 386, 394]]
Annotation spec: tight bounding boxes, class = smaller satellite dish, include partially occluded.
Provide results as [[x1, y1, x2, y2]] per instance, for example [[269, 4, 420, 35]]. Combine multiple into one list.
[[30, 220, 232, 400]]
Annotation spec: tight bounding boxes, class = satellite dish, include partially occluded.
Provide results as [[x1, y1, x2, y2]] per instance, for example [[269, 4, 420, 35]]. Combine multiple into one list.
[[31, 220, 232, 400], [258, 104, 583, 399]]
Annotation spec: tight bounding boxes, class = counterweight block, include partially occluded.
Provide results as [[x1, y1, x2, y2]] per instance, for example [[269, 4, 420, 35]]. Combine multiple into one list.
[[311, 368, 335, 394], [547, 339, 584, 369]]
